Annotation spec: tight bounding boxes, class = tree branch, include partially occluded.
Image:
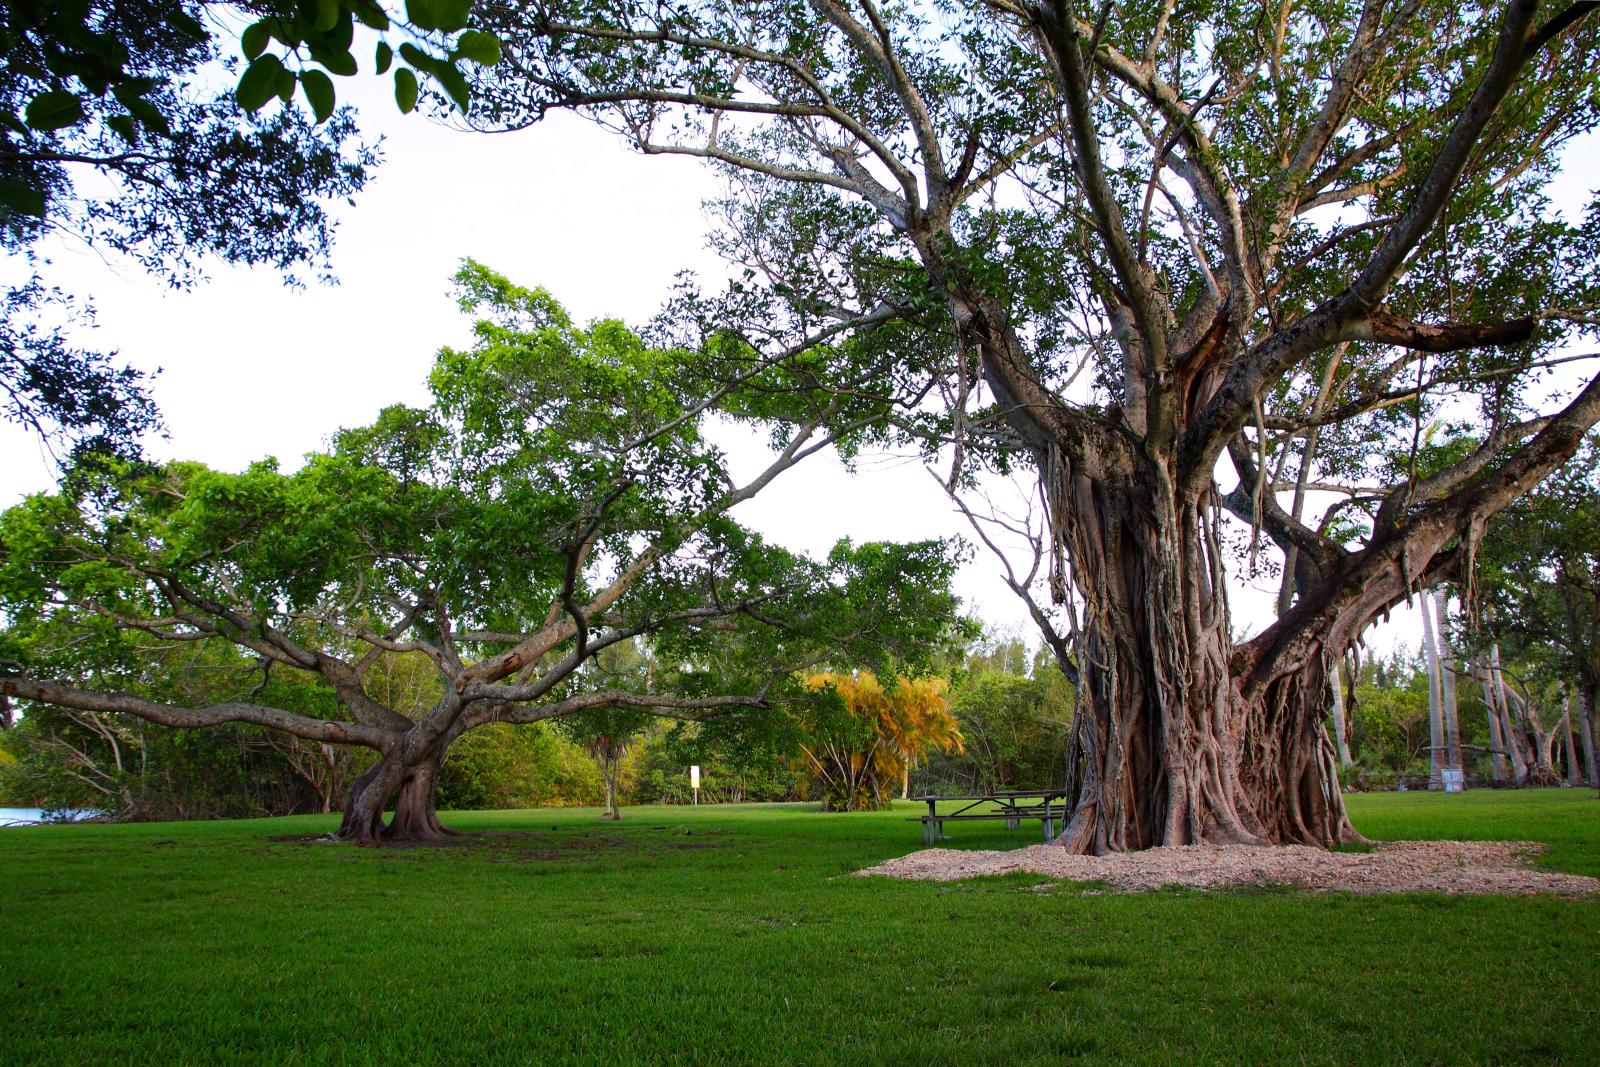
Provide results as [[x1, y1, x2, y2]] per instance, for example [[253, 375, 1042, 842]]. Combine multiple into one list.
[[0, 677, 394, 750]]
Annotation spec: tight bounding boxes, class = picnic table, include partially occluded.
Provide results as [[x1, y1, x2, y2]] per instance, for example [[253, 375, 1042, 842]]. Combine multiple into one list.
[[909, 789, 1070, 845]]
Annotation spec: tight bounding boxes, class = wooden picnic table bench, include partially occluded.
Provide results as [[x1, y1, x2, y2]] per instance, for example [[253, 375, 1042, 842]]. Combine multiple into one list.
[[908, 790, 1070, 845]]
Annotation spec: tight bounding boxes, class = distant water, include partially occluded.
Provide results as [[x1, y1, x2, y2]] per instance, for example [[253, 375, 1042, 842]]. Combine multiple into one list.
[[0, 808, 100, 826]]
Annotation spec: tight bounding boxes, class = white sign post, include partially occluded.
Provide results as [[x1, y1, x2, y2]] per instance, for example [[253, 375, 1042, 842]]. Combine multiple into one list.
[[690, 765, 700, 806]]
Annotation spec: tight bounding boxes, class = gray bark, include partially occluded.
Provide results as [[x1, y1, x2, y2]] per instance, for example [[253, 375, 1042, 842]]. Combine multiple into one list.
[[1432, 591, 1464, 787], [1581, 686, 1600, 790], [1477, 660, 1511, 784], [1491, 645, 1531, 785], [1329, 658, 1353, 767], [1562, 694, 1582, 787], [1421, 597, 1446, 789]]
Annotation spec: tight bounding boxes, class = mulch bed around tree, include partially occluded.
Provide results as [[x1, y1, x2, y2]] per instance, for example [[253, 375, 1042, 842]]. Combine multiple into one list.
[[858, 840, 1600, 896]]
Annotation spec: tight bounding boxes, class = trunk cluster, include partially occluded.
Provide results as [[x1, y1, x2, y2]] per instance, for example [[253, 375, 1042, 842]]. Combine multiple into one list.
[[1050, 452, 1357, 853], [334, 748, 455, 844]]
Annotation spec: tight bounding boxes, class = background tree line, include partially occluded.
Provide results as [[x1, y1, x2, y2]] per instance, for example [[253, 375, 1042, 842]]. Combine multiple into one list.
[[8, 509, 1597, 819]]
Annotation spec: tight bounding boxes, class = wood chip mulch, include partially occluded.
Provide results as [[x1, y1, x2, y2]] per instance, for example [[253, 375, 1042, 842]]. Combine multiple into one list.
[[856, 840, 1600, 897]]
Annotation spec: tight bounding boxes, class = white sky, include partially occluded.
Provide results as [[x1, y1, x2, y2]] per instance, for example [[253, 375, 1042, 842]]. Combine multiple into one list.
[[2, 91, 1059, 638], [4, 74, 1594, 661]]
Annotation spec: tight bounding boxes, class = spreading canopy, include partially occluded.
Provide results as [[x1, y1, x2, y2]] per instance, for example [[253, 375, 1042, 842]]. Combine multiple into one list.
[[0, 263, 966, 839]]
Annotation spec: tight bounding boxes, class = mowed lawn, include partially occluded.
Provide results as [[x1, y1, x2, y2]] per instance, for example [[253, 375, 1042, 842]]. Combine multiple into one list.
[[1, 791, 1596, 1066]]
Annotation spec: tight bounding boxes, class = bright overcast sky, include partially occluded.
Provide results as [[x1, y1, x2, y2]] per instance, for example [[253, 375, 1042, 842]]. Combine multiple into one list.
[[1, 83, 1059, 641], [5, 71, 1594, 660]]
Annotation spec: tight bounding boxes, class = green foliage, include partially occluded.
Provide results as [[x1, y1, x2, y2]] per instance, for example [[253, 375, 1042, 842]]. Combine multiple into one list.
[[436, 723, 601, 810], [0, 1, 502, 461], [1472, 437, 1600, 703], [1349, 653, 1433, 777], [943, 669, 1074, 793], [0, 708, 359, 820], [230, 0, 502, 122], [466, 0, 1600, 688], [2, 0, 498, 139], [2, 1, 382, 458], [791, 672, 960, 812], [903, 631, 1077, 795], [1341, 649, 1487, 789], [0, 734, 19, 804], [0, 631, 373, 819], [629, 721, 801, 804]]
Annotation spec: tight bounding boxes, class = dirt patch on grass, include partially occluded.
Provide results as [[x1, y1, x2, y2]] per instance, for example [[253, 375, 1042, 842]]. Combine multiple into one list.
[[858, 840, 1600, 897]]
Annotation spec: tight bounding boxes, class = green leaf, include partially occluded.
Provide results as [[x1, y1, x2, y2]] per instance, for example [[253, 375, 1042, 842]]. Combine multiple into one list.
[[353, 1, 390, 30], [375, 41, 393, 75], [435, 0, 471, 32], [394, 67, 419, 114], [309, 47, 359, 77], [433, 66, 471, 113], [236, 55, 286, 112], [398, 42, 430, 69], [0, 178, 46, 218], [0, 111, 29, 136], [454, 30, 501, 66], [241, 21, 271, 61], [275, 66, 297, 104], [406, 0, 439, 31], [23, 91, 84, 132], [168, 10, 207, 42], [123, 97, 171, 137], [107, 114, 139, 146], [300, 69, 336, 124], [326, 7, 356, 51], [313, 0, 341, 33], [112, 78, 161, 100]]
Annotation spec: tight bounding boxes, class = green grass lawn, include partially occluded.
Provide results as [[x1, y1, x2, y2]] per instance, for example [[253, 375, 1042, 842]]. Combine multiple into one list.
[[1, 790, 1596, 1066]]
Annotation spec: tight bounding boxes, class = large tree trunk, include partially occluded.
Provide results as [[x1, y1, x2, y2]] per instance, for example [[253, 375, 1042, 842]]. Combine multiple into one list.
[[1049, 467, 1356, 854], [1580, 685, 1600, 790], [332, 748, 455, 844], [602, 760, 621, 820], [1563, 693, 1582, 787], [1524, 694, 1559, 782], [1491, 647, 1531, 785], [387, 758, 455, 840]]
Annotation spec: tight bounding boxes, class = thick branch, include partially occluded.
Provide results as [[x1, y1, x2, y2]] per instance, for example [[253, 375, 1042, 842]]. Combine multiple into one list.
[[1340, 310, 1536, 353], [1241, 368, 1600, 694], [1222, 437, 1348, 577], [1, 677, 394, 750]]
